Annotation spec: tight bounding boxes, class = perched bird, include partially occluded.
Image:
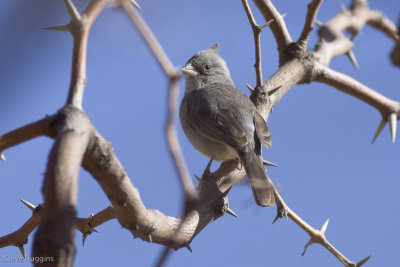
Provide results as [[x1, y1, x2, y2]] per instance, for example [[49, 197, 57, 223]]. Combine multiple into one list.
[[180, 44, 275, 207]]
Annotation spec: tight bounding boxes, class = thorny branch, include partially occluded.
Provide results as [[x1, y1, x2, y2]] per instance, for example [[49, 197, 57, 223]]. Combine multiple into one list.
[[0, 0, 399, 267], [241, 0, 399, 266], [122, 1, 196, 202]]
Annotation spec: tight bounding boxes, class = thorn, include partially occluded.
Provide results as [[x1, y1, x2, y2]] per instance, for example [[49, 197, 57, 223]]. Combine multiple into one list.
[[194, 175, 201, 182], [0, 152, 6, 161], [92, 228, 99, 233], [282, 13, 287, 18], [315, 20, 323, 27], [63, 0, 82, 22], [185, 244, 193, 253], [245, 83, 254, 93], [260, 19, 274, 29], [44, 24, 71, 32], [320, 218, 329, 233], [267, 85, 282, 96], [148, 234, 152, 243], [19, 199, 36, 211], [263, 159, 278, 167], [272, 213, 280, 224], [226, 207, 239, 218], [82, 234, 87, 246], [372, 119, 386, 144], [18, 245, 26, 259], [204, 158, 213, 175], [301, 238, 314, 256], [346, 50, 359, 69], [129, 0, 142, 10], [356, 255, 372, 266], [388, 113, 397, 143]]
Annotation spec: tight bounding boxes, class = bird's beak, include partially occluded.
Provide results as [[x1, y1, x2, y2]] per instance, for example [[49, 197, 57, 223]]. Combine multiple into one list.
[[181, 63, 198, 77]]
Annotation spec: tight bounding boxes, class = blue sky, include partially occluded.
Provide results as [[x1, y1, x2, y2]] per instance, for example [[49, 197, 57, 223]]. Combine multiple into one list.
[[0, 0, 399, 266]]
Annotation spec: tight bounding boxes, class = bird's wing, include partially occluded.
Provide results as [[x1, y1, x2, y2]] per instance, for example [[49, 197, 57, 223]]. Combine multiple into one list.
[[189, 107, 248, 151], [253, 110, 271, 149]]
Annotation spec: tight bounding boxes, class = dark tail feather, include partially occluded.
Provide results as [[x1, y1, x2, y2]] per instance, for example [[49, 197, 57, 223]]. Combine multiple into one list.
[[239, 151, 275, 207]]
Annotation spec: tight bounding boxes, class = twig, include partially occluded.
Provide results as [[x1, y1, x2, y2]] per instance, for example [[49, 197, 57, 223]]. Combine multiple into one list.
[[122, 2, 196, 201], [253, 0, 292, 53], [298, 0, 323, 45], [122, 2, 177, 77], [0, 115, 54, 160], [63, 0, 109, 108], [315, 64, 400, 142], [315, 64, 400, 117], [242, 0, 264, 88], [0, 201, 115, 254], [314, 0, 399, 66]]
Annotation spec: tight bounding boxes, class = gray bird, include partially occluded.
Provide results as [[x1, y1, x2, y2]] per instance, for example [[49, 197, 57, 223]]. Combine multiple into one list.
[[180, 44, 275, 207]]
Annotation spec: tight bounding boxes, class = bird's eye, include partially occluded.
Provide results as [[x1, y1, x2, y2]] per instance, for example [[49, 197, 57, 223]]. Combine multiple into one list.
[[205, 64, 211, 70]]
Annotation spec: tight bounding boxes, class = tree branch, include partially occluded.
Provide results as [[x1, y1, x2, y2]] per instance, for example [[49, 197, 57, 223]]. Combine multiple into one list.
[[122, 1, 196, 203], [298, 0, 322, 45], [241, 0, 269, 89], [0, 116, 54, 161], [253, 0, 292, 53], [63, 0, 109, 109]]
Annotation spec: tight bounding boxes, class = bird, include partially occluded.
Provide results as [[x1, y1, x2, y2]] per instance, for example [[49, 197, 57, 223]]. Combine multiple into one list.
[[179, 44, 275, 207]]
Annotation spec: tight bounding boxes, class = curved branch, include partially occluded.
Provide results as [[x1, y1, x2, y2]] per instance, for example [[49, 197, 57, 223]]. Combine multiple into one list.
[[64, 0, 109, 109], [253, 0, 292, 53], [0, 115, 54, 160], [314, 0, 399, 66], [315, 64, 400, 117], [32, 107, 93, 265], [298, 0, 322, 45]]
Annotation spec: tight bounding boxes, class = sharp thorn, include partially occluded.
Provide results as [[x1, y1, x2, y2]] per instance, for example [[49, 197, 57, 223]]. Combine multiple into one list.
[[92, 228, 99, 233], [226, 207, 239, 218], [346, 50, 359, 69], [282, 13, 287, 18], [388, 113, 397, 143], [301, 238, 314, 256], [260, 19, 274, 29], [267, 85, 282, 96], [205, 158, 213, 174], [315, 20, 323, 27], [245, 83, 254, 93], [372, 119, 386, 144], [19, 199, 36, 211], [272, 213, 280, 224], [194, 175, 201, 182], [129, 0, 142, 10], [43, 24, 71, 32], [82, 234, 87, 246], [0, 152, 6, 161], [263, 159, 278, 167], [356, 255, 372, 266], [148, 234, 152, 243], [18, 245, 26, 259], [185, 244, 193, 253], [320, 218, 329, 233], [63, 0, 82, 22]]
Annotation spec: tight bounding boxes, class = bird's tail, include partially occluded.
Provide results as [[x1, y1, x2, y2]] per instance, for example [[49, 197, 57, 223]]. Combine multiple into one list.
[[239, 151, 275, 207]]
